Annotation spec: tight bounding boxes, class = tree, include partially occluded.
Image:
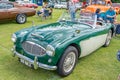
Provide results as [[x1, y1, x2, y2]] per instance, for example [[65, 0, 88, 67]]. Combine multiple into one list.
[[9, 0, 15, 1], [111, 0, 120, 3]]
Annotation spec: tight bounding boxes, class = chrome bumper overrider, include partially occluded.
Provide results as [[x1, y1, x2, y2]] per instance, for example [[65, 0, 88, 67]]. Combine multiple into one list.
[[12, 48, 57, 70]]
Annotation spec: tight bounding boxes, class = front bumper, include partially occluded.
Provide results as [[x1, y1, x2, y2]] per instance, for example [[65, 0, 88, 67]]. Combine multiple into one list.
[[12, 48, 57, 70]]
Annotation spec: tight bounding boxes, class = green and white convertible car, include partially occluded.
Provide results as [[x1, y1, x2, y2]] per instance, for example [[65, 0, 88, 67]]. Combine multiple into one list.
[[11, 13, 115, 76]]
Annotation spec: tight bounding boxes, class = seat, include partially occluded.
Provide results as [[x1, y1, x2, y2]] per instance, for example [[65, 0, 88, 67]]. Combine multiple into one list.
[[38, 9, 52, 21]]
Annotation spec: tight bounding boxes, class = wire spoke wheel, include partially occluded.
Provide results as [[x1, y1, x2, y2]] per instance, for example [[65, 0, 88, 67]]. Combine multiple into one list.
[[57, 46, 78, 76], [63, 52, 76, 73]]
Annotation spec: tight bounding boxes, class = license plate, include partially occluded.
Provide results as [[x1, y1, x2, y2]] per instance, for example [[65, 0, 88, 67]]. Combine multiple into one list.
[[20, 59, 32, 67]]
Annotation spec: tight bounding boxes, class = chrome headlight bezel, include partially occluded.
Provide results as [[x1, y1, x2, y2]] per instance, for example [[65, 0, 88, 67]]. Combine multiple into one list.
[[46, 45, 55, 56], [11, 34, 17, 42]]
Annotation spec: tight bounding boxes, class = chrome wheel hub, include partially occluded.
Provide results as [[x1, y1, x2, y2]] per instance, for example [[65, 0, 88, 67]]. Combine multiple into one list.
[[19, 15, 25, 23], [63, 52, 76, 73]]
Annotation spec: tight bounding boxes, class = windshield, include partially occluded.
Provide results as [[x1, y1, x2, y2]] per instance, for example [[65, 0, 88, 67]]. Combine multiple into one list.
[[78, 11, 97, 27], [58, 11, 97, 28]]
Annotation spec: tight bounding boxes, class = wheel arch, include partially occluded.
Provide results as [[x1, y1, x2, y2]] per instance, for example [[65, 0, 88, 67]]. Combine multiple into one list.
[[69, 43, 81, 58], [16, 13, 27, 18], [56, 42, 81, 66]]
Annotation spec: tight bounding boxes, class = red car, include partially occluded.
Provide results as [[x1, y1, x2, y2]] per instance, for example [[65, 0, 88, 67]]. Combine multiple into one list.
[[17, 1, 38, 8], [0, 1, 36, 24]]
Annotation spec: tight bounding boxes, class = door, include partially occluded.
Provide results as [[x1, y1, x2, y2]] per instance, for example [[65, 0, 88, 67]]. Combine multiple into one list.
[[0, 2, 9, 20], [79, 26, 107, 57], [6, 3, 15, 19]]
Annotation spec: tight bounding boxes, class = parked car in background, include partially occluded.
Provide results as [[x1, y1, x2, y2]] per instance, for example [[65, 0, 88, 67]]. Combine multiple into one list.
[[112, 3, 120, 8], [54, 2, 67, 9], [47, 1, 54, 8], [112, 3, 120, 14], [11, 12, 115, 76], [54, 1, 81, 9], [75, 2, 82, 9], [81, 0, 120, 14], [0, 1, 36, 24], [16, 1, 38, 9]]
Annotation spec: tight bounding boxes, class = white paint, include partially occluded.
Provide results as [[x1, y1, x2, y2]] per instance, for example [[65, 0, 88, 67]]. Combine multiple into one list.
[[80, 34, 107, 57]]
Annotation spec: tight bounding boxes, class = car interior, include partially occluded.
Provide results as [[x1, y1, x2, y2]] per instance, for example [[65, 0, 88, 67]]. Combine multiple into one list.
[[96, 21, 104, 28], [0, 3, 13, 9]]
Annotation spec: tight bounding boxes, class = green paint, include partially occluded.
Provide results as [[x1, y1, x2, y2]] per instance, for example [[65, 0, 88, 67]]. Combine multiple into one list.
[[13, 21, 114, 67]]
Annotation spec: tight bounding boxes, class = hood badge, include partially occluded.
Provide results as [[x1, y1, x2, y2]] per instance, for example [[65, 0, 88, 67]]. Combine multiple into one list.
[[72, 30, 80, 37], [75, 30, 80, 34], [31, 33, 44, 39]]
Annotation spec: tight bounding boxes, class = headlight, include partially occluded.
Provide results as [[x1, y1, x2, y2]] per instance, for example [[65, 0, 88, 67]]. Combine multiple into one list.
[[46, 45, 55, 56], [11, 34, 17, 42]]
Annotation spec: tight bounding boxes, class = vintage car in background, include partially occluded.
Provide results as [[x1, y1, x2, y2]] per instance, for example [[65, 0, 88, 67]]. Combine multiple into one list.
[[54, 2, 67, 9], [81, 0, 120, 14], [54, 2, 81, 9], [0, 1, 36, 24], [113, 3, 120, 8], [112, 3, 120, 14], [75, 2, 82, 9], [11, 12, 115, 76], [16, 1, 38, 9], [47, 1, 55, 8]]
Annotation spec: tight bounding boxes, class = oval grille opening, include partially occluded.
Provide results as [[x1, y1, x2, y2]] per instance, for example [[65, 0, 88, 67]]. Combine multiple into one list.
[[22, 41, 46, 56]]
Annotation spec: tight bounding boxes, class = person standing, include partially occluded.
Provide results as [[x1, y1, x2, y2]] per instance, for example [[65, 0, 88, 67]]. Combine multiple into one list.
[[69, 1, 77, 21], [66, 0, 70, 13], [67, 0, 70, 10]]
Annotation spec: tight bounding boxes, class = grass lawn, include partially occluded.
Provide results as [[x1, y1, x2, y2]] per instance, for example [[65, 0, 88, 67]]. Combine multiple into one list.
[[0, 8, 120, 80]]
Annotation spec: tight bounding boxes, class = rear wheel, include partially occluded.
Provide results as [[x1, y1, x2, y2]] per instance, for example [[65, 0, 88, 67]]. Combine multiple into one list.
[[57, 46, 78, 76], [16, 14, 26, 24], [104, 30, 112, 47]]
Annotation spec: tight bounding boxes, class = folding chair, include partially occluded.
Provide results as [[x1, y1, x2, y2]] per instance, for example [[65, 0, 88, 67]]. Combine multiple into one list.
[[114, 24, 120, 39], [116, 24, 120, 34], [43, 10, 49, 19]]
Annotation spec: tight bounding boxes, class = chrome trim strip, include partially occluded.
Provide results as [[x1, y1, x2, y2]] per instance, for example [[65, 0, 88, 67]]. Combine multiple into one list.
[[31, 33, 44, 39], [12, 49, 57, 70]]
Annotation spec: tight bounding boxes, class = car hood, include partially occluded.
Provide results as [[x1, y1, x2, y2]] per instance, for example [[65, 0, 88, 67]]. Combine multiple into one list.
[[19, 22, 91, 47]]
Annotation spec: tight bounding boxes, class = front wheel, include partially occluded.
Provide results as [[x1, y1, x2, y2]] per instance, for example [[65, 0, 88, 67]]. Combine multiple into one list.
[[16, 14, 26, 24], [104, 30, 112, 47], [57, 46, 78, 76]]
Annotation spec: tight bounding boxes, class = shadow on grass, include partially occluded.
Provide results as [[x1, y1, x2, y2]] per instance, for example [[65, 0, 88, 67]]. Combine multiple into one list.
[[2, 56, 63, 80], [0, 20, 17, 25]]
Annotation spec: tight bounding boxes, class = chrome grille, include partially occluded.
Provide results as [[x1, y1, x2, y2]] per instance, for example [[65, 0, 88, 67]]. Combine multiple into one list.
[[22, 41, 46, 56]]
